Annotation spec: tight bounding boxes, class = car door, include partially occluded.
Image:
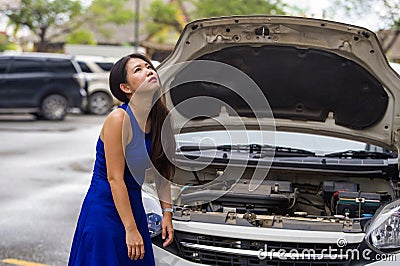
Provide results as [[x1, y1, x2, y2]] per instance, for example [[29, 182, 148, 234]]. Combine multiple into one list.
[[7, 57, 48, 108], [0, 57, 12, 108]]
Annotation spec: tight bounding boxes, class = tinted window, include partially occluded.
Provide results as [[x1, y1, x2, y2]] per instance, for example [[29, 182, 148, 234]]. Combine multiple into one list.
[[96, 62, 113, 71], [47, 58, 76, 73], [0, 58, 9, 73], [12, 58, 46, 73], [78, 61, 92, 73]]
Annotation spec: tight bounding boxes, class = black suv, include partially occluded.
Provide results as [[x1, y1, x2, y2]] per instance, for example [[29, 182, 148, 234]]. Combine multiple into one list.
[[0, 52, 86, 120]]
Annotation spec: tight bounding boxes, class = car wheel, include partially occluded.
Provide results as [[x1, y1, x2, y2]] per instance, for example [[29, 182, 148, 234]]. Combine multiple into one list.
[[40, 94, 68, 121], [87, 92, 112, 115]]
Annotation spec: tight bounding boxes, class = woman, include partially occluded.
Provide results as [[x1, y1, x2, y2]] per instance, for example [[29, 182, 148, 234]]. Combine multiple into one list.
[[69, 53, 175, 265]]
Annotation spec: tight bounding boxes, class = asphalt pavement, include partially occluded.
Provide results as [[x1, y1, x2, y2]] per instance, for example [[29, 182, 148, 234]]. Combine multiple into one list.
[[0, 113, 105, 266]]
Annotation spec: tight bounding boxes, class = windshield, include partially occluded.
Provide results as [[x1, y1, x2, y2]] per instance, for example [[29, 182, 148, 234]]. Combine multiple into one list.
[[176, 130, 392, 156]]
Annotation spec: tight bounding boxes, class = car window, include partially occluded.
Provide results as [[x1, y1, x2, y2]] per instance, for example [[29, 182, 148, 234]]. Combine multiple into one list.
[[47, 58, 77, 74], [95, 62, 113, 71], [0, 58, 9, 74], [176, 130, 390, 155], [78, 61, 93, 73], [12, 58, 46, 73]]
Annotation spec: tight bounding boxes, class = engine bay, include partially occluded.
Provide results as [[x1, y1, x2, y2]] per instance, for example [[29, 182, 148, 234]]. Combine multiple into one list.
[[172, 167, 398, 233]]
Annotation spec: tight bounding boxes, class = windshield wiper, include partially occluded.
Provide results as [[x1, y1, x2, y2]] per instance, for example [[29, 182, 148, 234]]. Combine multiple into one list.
[[178, 144, 272, 152], [178, 144, 229, 152], [254, 146, 315, 158], [179, 144, 315, 157], [324, 150, 394, 159]]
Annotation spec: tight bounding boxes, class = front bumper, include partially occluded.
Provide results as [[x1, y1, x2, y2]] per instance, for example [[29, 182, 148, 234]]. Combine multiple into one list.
[[153, 242, 399, 266], [152, 221, 399, 265], [153, 244, 204, 266]]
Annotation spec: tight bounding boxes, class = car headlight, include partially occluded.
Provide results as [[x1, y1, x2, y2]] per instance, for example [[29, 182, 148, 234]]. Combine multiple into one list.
[[147, 212, 163, 237], [365, 199, 400, 252], [142, 190, 163, 238]]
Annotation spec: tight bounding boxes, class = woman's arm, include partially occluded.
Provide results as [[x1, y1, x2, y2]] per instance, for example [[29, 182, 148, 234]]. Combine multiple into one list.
[[156, 177, 174, 247], [160, 200, 174, 247], [102, 109, 144, 260]]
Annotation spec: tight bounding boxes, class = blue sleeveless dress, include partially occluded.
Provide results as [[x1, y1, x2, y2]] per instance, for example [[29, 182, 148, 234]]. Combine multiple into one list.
[[68, 103, 155, 266]]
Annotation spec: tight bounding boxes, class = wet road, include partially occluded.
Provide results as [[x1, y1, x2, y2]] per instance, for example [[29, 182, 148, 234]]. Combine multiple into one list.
[[0, 113, 105, 266]]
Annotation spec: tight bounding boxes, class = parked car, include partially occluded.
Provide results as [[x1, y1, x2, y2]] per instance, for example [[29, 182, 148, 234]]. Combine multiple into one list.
[[76, 55, 161, 115], [142, 16, 400, 265], [75, 55, 119, 115], [0, 52, 86, 120]]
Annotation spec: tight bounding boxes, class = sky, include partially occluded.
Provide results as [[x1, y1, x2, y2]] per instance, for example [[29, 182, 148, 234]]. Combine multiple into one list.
[[284, 0, 331, 17], [283, 0, 384, 31]]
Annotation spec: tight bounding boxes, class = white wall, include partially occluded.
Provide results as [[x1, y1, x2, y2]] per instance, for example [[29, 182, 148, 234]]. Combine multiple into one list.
[[64, 44, 146, 57]]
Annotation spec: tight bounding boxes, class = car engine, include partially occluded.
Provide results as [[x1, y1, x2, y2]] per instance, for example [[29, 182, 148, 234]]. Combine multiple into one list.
[[173, 173, 395, 233]]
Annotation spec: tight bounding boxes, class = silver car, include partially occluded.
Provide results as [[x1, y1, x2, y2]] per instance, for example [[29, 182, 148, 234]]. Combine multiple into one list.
[[143, 16, 400, 265], [76, 55, 120, 115]]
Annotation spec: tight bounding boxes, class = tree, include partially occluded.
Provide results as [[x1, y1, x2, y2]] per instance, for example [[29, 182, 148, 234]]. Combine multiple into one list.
[[145, 0, 297, 44], [66, 29, 97, 45], [144, 0, 188, 44], [194, 0, 287, 18], [83, 0, 135, 43], [327, 0, 400, 53], [0, 33, 16, 52], [2, 0, 136, 51], [2, 0, 84, 51]]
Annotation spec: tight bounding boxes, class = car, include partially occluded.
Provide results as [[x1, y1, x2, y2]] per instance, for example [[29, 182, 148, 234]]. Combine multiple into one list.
[[0, 52, 86, 120], [76, 55, 161, 115], [75, 55, 119, 115], [141, 16, 400, 265]]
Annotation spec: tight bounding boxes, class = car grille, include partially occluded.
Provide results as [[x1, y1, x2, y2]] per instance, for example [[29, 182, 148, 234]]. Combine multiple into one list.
[[175, 230, 358, 266]]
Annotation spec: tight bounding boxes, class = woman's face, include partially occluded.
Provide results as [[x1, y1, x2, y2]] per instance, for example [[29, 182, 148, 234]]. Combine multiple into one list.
[[124, 57, 159, 94]]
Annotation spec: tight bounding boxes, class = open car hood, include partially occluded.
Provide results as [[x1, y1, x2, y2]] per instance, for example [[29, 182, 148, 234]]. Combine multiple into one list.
[[158, 16, 400, 151]]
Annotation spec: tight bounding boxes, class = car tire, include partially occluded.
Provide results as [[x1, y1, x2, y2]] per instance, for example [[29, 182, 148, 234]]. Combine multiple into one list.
[[87, 92, 112, 115], [40, 94, 68, 121]]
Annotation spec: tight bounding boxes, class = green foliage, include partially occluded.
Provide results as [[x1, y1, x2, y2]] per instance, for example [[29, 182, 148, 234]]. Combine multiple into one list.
[[145, 0, 184, 43], [194, 0, 287, 18], [1, 0, 136, 50], [148, 0, 180, 25], [88, 0, 134, 25], [3, 0, 84, 51], [0, 33, 18, 52], [84, 0, 135, 42], [146, 0, 182, 33], [5, 0, 82, 32], [145, 0, 298, 44], [66, 29, 97, 45], [0, 34, 9, 52]]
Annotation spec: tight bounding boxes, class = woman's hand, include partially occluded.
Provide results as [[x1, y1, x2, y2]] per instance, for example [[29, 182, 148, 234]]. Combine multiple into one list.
[[126, 227, 145, 260], [161, 212, 174, 247]]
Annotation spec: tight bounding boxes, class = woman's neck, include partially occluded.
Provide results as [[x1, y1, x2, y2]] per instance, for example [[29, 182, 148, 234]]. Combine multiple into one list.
[[128, 90, 154, 131]]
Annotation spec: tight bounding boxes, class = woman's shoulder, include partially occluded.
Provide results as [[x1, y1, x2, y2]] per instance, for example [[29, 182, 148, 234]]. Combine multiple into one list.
[[106, 107, 126, 123], [101, 106, 133, 140], [101, 108, 125, 134]]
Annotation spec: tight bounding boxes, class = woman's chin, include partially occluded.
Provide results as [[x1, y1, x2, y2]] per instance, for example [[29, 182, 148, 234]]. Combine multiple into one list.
[[137, 82, 161, 93]]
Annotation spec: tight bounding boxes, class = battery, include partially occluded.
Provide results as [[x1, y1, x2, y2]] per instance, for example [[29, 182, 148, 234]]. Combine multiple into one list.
[[336, 191, 383, 218]]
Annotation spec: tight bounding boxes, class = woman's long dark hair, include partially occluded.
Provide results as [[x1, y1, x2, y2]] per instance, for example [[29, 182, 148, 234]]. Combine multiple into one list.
[[109, 53, 175, 181]]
